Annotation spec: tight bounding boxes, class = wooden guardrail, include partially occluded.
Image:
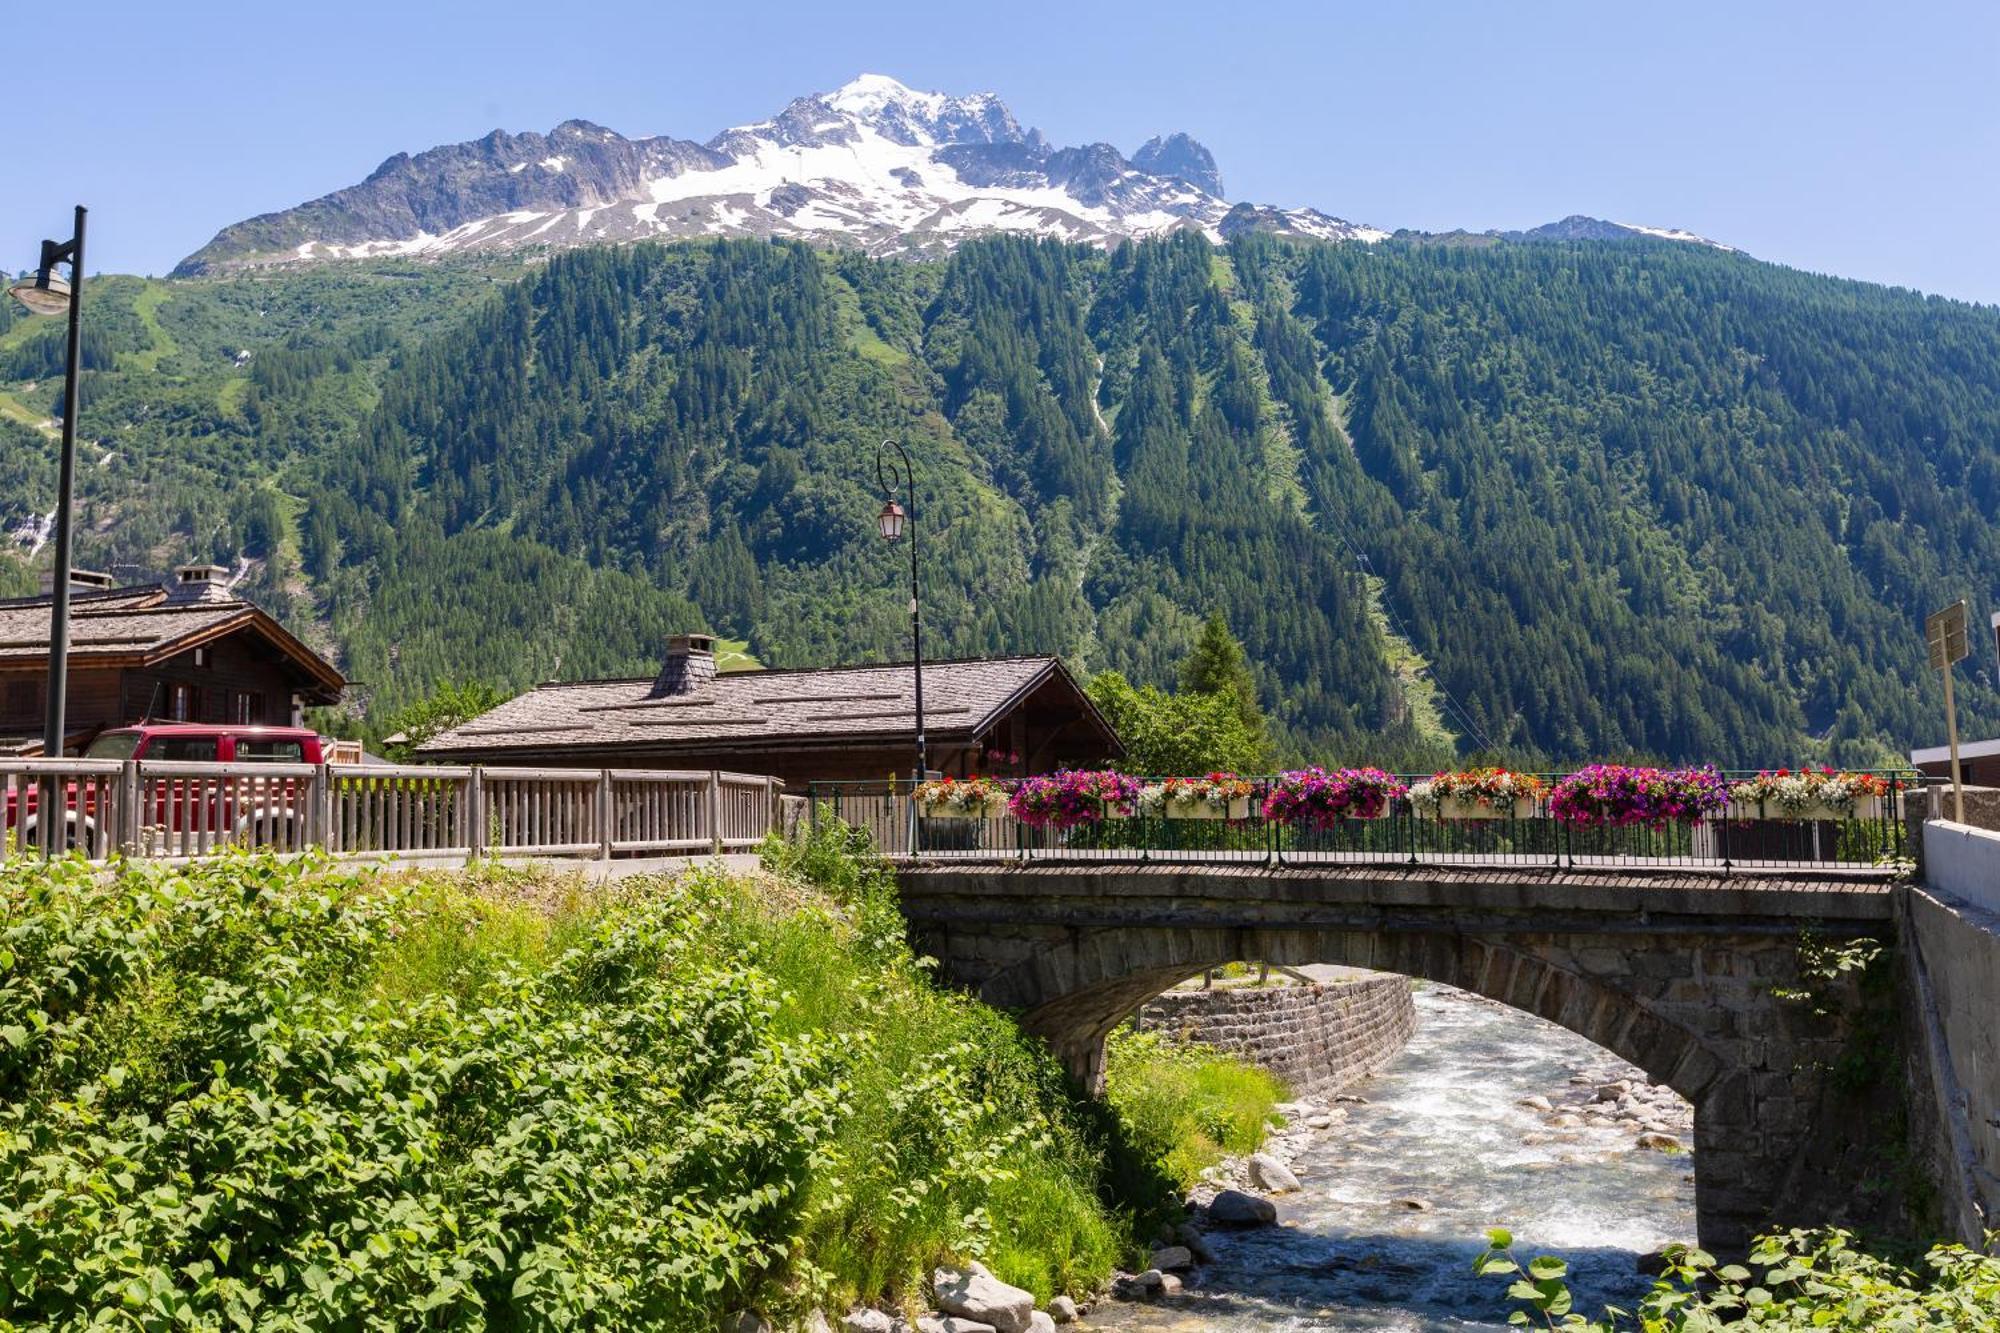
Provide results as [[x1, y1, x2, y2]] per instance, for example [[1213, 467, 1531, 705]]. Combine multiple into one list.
[[0, 760, 783, 864]]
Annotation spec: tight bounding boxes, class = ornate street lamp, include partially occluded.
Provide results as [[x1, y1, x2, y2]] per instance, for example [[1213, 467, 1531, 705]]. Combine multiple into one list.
[[874, 439, 926, 781], [10, 206, 86, 785]]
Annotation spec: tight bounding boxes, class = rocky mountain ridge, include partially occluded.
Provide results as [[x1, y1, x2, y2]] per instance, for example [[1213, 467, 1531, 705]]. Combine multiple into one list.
[[173, 75, 1721, 275]]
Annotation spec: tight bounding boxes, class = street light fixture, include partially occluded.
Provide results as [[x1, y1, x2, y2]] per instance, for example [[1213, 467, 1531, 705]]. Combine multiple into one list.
[[11, 206, 86, 797], [874, 439, 926, 783]]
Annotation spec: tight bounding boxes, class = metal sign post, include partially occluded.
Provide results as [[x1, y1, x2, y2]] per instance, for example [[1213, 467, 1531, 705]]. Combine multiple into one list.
[[1926, 600, 1971, 823]]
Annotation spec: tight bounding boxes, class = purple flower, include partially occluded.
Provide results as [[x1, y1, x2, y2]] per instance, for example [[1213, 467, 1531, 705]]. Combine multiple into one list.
[[1262, 767, 1409, 828], [1548, 764, 1727, 829]]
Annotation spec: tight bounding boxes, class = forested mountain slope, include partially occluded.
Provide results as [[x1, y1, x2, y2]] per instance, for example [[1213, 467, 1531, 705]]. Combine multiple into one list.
[[2, 234, 1994, 764]]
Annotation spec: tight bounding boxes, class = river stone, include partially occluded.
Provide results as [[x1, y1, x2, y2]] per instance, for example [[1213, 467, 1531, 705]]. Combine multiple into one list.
[[734, 1314, 773, 1333], [1147, 1245, 1193, 1271], [1046, 1297, 1078, 1325], [1636, 1132, 1683, 1152], [1176, 1225, 1217, 1263], [1247, 1153, 1301, 1193], [1393, 1197, 1431, 1211], [843, 1312, 897, 1333], [1026, 1313, 1055, 1333], [1517, 1095, 1553, 1113], [1206, 1189, 1278, 1226], [804, 1315, 832, 1333], [932, 1268, 1033, 1333], [1157, 1273, 1183, 1296], [917, 1318, 995, 1333]]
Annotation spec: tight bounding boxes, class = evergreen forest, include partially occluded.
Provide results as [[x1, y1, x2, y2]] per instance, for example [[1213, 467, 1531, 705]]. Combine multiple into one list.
[[3, 230, 1997, 766]]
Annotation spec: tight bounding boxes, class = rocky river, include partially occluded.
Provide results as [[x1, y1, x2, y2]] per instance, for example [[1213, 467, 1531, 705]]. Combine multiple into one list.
[[1093, 985, 1697, 1332]]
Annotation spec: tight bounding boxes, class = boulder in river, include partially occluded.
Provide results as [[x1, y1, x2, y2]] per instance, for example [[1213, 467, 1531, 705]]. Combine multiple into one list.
[[1248, 1152, 1302, 1192], [1147, 1245, 1193, 1271], [1026, 1313, 1055, 1333], [932, 1267, 1033, 1333], [1636, 1132, 1683, 1152], [843, 1312, 897, 1333], [917, 1318, 995, 1333], [1206, 1189, 1279, 1226], [1517, 1095, 1553, 1113], [1046, 1297, 1078, 1325]]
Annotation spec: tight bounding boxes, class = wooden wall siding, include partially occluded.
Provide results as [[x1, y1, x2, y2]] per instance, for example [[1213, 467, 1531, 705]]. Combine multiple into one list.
[[0, 631, 311, 746]]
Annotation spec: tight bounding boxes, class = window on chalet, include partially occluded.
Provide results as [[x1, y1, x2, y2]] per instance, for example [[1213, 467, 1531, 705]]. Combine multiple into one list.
[[169, 684, 193, 721], [232, 692, 264, 725], [192, 647, 212, 669]]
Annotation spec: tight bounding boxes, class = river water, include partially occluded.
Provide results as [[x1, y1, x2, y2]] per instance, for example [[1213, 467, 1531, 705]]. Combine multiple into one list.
[[1095, 986, 1696, 1332]]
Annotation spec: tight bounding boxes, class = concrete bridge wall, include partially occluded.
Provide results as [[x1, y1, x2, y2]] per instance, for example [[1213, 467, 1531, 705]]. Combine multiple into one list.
[[895, 861, 1900, 1253], [1134, 974, 1416, 1097], [1905, 821, 2000, 1243]]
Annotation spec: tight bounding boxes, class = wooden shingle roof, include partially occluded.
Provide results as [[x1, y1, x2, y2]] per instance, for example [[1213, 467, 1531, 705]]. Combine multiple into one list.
[[0, 584, 344, 696], [416, 655, 1120, 760]]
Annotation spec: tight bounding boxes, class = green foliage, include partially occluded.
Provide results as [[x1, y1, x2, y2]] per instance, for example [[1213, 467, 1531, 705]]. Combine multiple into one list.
[[1179, 611, 1275, 767], [1475, 1226, 2000, 1330], [8, 823, 1308, 1323], [1101, 1027, 1287, 1188], [376, 678, 511, 759], [1088, 670, 1270, 775]]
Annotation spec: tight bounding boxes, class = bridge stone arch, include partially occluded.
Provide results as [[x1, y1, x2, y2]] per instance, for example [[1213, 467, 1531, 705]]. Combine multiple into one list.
[[894, 861, 1900, 1252]]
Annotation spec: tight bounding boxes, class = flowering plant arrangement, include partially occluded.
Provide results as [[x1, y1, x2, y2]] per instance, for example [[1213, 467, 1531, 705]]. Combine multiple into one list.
[[913, 776, 1013, 818], [1727, 767, 1893, 820], [1138, 773, 1258, 820], [1261, 767, 1407, 826], [1009, 770, 1144, 829], [1548, 764, 1729, 829], [1410, 768, 1548, 819]]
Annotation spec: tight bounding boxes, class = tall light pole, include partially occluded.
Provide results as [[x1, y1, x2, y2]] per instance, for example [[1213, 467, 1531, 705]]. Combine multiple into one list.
[[874, 438, 927, 782], [10, 205, 86, 770]]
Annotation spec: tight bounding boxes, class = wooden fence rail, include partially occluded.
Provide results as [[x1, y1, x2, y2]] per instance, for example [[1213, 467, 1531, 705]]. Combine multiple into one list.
[[0, 761, 783, 865]]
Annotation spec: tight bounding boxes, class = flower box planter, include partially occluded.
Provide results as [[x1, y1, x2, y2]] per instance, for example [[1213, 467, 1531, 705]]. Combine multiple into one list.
[[917, 795, 1013, 820], [1433, 795, 1538, 821], [1726, 795, 1883, 822], [1160, 796, 1253, 821]]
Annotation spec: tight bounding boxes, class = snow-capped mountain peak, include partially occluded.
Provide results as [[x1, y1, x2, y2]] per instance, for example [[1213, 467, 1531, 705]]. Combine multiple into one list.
[[169, 77, 1721, 276]]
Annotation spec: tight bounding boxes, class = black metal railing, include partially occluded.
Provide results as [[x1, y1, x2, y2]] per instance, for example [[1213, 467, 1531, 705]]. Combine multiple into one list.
[[802, 771, 1921, 874]]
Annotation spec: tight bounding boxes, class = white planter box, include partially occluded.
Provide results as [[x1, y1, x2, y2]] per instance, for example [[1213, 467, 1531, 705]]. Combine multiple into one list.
[[918, 796, 1011, 820], [1727, 795, 1883, 822], [1161, 795, 1253, 821], [1433, 795, 1538, 821]]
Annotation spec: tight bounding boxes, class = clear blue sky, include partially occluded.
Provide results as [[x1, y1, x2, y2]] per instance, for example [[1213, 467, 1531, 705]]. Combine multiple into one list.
[[10, 0, 1999, 301]]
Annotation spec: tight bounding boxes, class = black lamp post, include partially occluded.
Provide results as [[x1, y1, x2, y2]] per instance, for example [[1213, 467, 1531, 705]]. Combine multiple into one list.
[[874, 438, 927, 781], [9, 206, 86, 777]]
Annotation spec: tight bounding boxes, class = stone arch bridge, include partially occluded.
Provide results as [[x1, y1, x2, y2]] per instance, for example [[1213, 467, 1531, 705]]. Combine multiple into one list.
[[892, 860, 1900, 1252]]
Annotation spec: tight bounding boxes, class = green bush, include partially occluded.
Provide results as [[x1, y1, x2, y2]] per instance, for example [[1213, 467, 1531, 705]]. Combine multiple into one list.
[[1476, 1226, 2000, 1330], [1102, 1027, 1288, 1189], [1, 825, 1287, 1326]]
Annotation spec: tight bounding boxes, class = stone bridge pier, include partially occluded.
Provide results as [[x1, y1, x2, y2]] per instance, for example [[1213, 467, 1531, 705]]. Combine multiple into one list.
[[894, 861, 1900, 1253]]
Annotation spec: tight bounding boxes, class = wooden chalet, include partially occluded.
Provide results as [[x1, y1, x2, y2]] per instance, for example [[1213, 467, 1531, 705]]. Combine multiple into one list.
[[0, 565, 346, 755], [414, 633, 1122, 784]]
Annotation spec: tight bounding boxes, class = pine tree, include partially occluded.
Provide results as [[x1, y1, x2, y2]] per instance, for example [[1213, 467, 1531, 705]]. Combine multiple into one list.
[[1181, 612, 1274, 768]]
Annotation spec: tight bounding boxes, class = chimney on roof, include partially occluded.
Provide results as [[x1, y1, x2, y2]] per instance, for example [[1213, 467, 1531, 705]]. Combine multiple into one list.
[[39, 568, 114, 596], [651, 633, 718, 697], [165, 563, 233, 605]]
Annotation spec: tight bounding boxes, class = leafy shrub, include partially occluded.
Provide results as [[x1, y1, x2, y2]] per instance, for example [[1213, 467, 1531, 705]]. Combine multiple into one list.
[[1102, 1027, 1287, 1188], [1476, 1226, 2000, 1330]]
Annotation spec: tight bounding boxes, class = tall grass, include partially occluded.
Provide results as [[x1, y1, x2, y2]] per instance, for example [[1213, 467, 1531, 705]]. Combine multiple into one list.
[[1103, 1027, 1289, 1188]]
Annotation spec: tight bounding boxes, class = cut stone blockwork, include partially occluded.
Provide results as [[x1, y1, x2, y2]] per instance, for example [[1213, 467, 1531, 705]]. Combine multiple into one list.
[[894, 860, 1901, 1254], [1134, 976, 1416, 1097]]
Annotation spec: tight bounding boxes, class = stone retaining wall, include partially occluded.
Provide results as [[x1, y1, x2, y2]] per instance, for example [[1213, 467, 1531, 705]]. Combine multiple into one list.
[[1134, 975, 1417, 1096]]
